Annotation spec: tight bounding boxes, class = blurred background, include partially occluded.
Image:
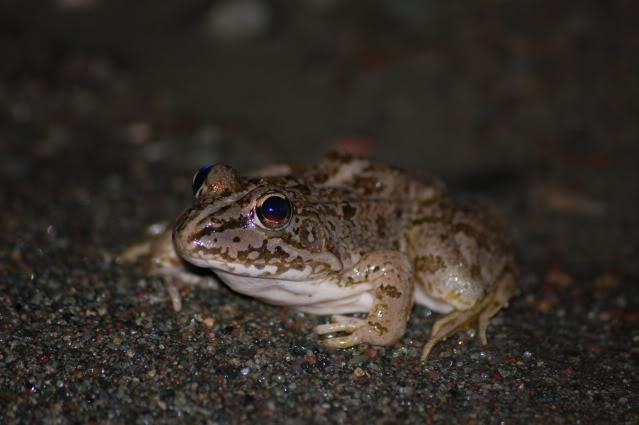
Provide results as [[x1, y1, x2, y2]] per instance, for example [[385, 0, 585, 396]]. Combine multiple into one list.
[[3, 0, 637, 266], [1, 2, 638, 424], [3, 0, 637, 175]]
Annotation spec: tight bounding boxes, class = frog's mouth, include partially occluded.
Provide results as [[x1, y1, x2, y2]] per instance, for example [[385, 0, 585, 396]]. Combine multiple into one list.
[[183, 255, 323, 281], [212, 269, 375, 315]]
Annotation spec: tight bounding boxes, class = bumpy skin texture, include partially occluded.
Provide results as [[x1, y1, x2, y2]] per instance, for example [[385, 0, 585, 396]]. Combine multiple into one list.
[[126, 154, 519, 362]]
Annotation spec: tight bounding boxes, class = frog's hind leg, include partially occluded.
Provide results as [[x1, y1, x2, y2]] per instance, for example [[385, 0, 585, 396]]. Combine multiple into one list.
[[477, 270, 518, 344], [421, 270, 518, 362], [421, 308, 481, 362]]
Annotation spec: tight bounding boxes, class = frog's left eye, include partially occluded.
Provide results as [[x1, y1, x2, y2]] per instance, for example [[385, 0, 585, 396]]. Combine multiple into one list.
[[255, 192, 292, 231], [192, 165, 214, 197]]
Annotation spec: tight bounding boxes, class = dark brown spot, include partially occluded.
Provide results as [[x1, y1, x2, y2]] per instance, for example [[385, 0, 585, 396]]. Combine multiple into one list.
[[377, 284, 402, 299], [272, 246, 288, 259], [232, 236, 241, 243], [470, 263, 481, 280], [313, 172, 329, 184], [372, 303, 388, 317], [368, 321, 388, 335], [189, 215, 250, 242], [411, 215, 446, 226], [341, 204, 357, 219], [454, 222, 487, 249], [343, 276, 356, 286], [376, 216, 386, 239], [415, 255, 445, 274]]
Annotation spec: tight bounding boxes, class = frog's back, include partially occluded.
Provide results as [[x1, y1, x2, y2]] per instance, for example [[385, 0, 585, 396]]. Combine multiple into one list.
[[300, 154, 444, 202], [269, 154, 446, 260]]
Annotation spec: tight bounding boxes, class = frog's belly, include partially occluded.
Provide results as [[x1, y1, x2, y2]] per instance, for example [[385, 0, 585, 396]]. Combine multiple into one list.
[[215, 270, 375, 315]]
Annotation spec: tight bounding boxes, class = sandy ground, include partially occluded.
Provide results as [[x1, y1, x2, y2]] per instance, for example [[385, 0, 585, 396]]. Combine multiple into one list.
[[1, 1, 638, 424]]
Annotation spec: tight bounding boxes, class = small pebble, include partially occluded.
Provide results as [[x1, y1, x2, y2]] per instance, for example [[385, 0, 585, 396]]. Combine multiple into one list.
[[205, 0, 270, 42]]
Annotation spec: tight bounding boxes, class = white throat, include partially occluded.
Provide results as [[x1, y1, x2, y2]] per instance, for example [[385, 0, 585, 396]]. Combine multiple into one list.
[[214, 270, 375, 314]]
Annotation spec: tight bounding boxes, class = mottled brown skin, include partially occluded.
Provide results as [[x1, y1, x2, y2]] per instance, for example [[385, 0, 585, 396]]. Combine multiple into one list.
[[122, 153, 519, 362]]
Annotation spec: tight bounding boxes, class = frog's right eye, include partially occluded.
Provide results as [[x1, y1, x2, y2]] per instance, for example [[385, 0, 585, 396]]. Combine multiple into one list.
[[254, 192, 292, 231], [192, 165, 214, 197]]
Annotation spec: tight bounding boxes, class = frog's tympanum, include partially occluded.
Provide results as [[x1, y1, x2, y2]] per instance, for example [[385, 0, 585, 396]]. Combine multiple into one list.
[[124, 154, 519, 362]]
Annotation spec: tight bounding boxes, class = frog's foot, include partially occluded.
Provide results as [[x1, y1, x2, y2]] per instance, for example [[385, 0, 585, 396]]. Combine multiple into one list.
[[421, 271, 518, 362], [119, 226, 219, 311], [315, 316, 366, 334], [136, 272, 218, 311], [314, 316, 369, 348], [139, 282, 181, 309], [117, 222, 170, 264], [154, 270, 219, 312], [420, 309, 478, 362], [117, 240, 152, 264], [314, 313, 405, 348]]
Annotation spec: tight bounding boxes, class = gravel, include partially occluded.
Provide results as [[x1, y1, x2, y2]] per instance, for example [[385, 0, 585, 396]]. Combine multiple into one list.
[[1, 1, 638, 424]]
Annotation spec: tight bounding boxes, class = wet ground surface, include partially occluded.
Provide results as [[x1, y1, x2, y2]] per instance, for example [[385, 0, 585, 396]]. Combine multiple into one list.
[[1, 1, 638, 424]]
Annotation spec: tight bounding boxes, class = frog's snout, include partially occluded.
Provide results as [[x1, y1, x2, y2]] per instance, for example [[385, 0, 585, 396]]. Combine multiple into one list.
[[172, 208, 193, 243], [172, 207, 206, 256]]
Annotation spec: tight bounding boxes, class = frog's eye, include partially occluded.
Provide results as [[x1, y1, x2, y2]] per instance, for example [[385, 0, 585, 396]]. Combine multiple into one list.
[[255, 192, 292, 230], [192, 165, 214, 197]]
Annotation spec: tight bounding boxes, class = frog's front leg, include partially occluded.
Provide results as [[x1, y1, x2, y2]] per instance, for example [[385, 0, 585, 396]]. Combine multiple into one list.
[[314, 252, 414, 348], [119, 225, 218, 311]]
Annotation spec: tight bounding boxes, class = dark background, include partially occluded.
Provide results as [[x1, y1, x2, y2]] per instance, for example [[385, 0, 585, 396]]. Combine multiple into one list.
[[1, 1, 638, 424]]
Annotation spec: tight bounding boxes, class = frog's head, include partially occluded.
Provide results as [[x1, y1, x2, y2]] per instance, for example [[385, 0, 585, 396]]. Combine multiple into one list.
[[173, 164, 343, 281]]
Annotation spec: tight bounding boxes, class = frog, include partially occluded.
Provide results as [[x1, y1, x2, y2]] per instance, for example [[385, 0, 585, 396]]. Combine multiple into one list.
[[122, 153, 519, 362]]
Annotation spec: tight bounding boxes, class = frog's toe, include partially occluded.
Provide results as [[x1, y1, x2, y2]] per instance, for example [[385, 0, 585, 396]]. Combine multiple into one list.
[[117, 241, 152, 263], [167, 272, 219, 288], [320, 333, 363, 349], [321, 324, 395, 348], [330, 314, 355, 323], [166, 280, 182, 312], [314, 317, 366, 335]]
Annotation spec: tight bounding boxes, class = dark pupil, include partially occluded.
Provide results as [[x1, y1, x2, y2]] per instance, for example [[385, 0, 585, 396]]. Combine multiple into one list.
[[192, 165, 213, 195], [260, 196, 290, 223]]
